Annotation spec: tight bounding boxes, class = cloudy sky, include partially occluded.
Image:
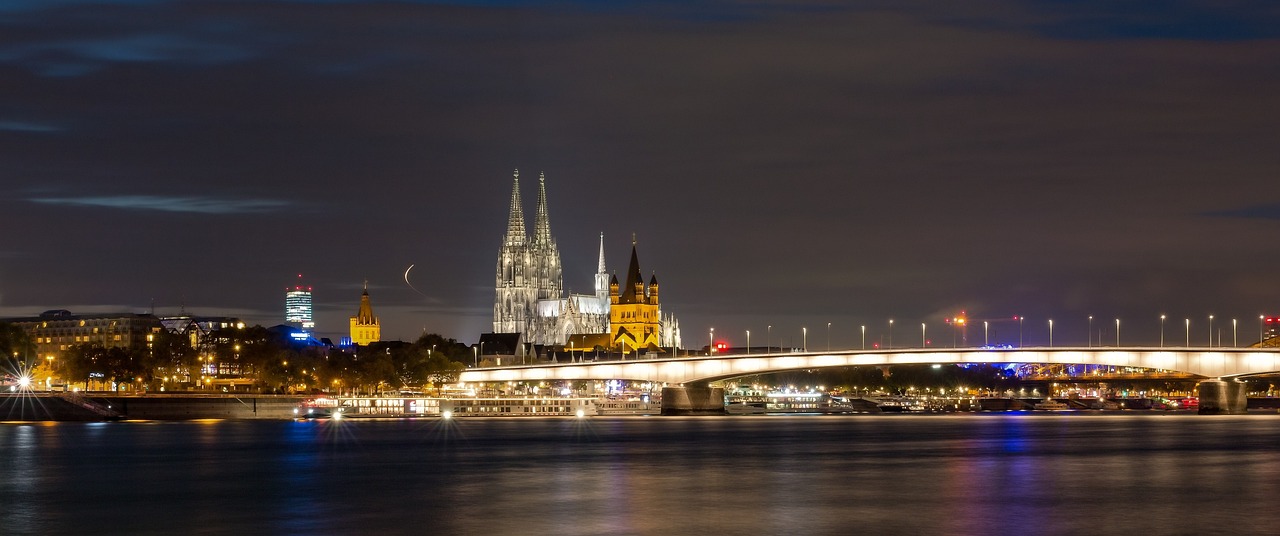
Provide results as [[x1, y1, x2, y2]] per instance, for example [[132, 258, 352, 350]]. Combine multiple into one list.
[[1, 0, 1278, 349]]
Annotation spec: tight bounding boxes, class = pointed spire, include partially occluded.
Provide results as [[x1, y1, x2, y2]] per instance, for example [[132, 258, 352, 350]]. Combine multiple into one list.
[[620, 237, 645, 304], [504, 169, 527, 246], [532, 171, 553, 247], [597, 232, 607, 273], [354, 283, 377, 324]]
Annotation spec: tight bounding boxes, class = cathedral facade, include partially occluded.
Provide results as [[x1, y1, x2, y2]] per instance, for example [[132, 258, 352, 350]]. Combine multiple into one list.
[[493, 170, 680, 351]]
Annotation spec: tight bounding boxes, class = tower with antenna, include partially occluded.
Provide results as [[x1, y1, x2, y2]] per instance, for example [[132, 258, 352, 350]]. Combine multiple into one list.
[[285, 274, 314, 330]]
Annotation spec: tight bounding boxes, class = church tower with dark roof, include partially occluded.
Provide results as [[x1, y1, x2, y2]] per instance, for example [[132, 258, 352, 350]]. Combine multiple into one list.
[[608, 236, 662, 354]]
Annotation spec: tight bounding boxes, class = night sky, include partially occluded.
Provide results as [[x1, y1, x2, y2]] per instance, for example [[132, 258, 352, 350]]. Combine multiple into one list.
[[2, 1, 1278, 349]]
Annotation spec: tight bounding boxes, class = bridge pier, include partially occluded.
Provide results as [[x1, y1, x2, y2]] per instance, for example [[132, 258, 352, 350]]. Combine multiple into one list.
[[661, 386, 725, 416], [1197, 379, 1247, 415]]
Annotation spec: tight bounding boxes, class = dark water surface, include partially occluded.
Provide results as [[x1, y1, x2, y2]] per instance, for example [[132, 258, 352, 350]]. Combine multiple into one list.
[[3, 414, 1280, 535]]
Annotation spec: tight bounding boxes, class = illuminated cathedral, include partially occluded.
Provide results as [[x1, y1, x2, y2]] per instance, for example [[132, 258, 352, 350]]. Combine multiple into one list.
[[493, 170, 681, 352]]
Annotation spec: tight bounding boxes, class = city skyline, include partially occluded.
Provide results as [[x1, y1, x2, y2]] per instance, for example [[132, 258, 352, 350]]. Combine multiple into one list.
[[1, 1, 1278, 347]]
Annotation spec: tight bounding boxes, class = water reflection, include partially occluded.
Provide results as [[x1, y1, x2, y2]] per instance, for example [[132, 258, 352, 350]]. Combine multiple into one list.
[[2, 415, 1280, 535]]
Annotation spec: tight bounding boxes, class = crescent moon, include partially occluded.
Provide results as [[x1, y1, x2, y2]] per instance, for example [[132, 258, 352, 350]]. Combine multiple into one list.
[[404, 264, 427, 297]]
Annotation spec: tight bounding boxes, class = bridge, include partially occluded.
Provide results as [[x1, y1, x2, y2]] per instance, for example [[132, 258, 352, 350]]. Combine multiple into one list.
[[459, 347, 1280, 414]]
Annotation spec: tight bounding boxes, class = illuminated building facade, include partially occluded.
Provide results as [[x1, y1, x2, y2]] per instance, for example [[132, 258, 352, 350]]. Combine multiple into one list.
[[492, 170, 679, 349], [608, 239, 680, 353], [285, 279, 314, 330], [494, 170, 604, 346], [349, 283, 381, 346], [7, 310, 162, 358]]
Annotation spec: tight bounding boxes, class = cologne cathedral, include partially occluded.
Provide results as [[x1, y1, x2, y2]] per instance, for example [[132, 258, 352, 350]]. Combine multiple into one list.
[[493, 170, 681, 352]]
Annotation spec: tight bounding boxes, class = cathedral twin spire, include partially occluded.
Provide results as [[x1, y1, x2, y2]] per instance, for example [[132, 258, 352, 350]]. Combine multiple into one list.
[[504, 170, 527, 247], [505, 169, 556, 249], [496, 169, 565, 338]]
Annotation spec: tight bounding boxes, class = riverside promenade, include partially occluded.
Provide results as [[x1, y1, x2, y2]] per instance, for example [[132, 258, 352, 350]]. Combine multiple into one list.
[[0, 392, 306, 421]]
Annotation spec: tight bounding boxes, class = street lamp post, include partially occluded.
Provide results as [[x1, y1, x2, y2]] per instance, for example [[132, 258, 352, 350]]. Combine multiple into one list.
[[888, 320, 894, 349], [827, 322, 831, 351], [1263, 315, 1267, 347], [1160, 315, 1166, 348], [709, 328, 714, 355], [746, 330, 750, 355], [1088, 315, 1093, 347], [983, 321, 989, 347], [473, 346, 478, 368], [1209, 315, 1214, 348], [1115, 318, 1120, 346], [1233, 319, 1237, 347], [802, 327, 807, 352], [1018, 316, 1023, 348], [767, 325, 772, 353], [1049, 319, 1054, 347], [861, 325, 866, 350], [921, 323, 926, 347], [1185, 318, 1190, 347]]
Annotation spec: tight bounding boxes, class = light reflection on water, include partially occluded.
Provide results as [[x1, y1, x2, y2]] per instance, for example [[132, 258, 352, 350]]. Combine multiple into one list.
[[2, 414, 1279, 535]]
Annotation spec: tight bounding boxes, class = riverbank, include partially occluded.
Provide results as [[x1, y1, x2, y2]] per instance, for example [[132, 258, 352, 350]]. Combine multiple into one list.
[[0, 392, 306, 421], [5, 392, 1280, 422]]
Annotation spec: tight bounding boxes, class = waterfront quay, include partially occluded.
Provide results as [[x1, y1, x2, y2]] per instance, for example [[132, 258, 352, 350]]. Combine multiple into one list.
[[7, 390, 1280, 422], [0, 392, 305, 421]]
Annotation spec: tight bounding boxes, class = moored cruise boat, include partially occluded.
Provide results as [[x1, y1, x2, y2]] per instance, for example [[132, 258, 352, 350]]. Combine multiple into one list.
[[725, 393, 869, 414], [865, 396, 927, 413], [440, 397, 597, 417], [595, 397, 660, 415], [1033, 397, 1070, 411], [297, 395, 442, 418], [296, 395, 597, 418]]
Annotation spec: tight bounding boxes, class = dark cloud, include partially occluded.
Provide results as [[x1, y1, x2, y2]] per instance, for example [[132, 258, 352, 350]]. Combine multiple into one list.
[[1202, 204, 1280, 221], [0, 120, 60, 132], [1, 1, 1278, 346], [27, 195, 295, 214]]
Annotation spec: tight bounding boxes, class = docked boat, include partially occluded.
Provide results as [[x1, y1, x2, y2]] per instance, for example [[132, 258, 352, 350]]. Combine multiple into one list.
[[439, 397, 597, 417], [725, 401, 768, 415], [724, 393, 872, 414], [296, 395, 596, 418], [1033, 398, 1070, 411], [1088, 399, 1120, 410], [865, 396, 926, 413], [595, 397, 660, 415]]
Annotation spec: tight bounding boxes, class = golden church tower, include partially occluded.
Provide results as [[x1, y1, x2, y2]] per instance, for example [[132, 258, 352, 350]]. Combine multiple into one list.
[[349, 282, 381, 346], [609, 237, 662, 353]]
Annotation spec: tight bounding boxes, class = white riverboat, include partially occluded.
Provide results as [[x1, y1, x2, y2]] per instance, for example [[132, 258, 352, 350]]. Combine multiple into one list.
[[297, 396, 596, 418], [595, 397, 660, 415], [726, 393, 869, 414], [1033, 398, 1070, 411], [439, 397, 597, 417]]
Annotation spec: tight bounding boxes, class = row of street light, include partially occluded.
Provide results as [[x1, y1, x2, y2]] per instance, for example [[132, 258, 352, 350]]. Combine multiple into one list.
[[712, 314, 1270, 353]]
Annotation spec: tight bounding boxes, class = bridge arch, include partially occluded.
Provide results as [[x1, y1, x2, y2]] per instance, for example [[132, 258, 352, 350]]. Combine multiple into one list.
[[459, 347, 1280, 385]]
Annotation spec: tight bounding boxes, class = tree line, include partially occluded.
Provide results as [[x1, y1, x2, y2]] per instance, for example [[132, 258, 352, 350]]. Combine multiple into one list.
[[1, 322, 467, 395]]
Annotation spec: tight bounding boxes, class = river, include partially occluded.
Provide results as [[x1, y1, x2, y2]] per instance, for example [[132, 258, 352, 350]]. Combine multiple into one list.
[[3, 414, 1279, 535]]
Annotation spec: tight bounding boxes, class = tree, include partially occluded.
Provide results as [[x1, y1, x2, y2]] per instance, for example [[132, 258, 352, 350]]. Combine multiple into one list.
[[413, 333, 471, 365], [0, 322, 36, 371], [423, 352, 464, 395], [62, 343, 109, 390], [150, 328, 198, 387]]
